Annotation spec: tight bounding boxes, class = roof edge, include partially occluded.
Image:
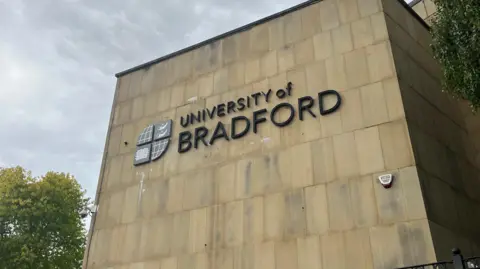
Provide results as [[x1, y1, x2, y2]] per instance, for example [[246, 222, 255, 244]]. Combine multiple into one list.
[[115, 0, 430, 78], [408, 0, 423, 7], [400, 0, 431, 30], [115, 0, 322, 78]]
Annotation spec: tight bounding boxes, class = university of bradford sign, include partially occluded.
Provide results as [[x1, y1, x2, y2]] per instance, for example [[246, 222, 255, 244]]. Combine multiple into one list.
[[134, 82, 342, 166]]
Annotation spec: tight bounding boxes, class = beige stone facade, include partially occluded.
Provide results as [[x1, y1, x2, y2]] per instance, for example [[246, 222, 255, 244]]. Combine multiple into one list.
[[83, 0, 480, 268]]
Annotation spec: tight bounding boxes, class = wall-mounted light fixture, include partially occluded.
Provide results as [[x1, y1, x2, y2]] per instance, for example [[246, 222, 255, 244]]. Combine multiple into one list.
[[378, 174, 394, 189]]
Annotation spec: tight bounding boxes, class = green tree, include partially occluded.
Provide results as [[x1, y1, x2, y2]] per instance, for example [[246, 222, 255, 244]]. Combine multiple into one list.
[[0, 166, 89, 269], [430, 0, 480, 112]]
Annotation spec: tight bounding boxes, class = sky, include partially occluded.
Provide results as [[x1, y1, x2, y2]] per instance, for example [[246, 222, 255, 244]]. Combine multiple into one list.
[[0, 0, 414, 201]]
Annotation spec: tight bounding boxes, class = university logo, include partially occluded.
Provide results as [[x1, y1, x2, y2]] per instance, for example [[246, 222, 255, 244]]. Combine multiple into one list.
[[134, 120, 172, 166]]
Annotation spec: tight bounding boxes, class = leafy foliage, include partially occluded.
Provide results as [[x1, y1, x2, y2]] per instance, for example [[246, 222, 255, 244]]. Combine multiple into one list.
[[0, 166, 89, 269], [430, 0, 480, 112]]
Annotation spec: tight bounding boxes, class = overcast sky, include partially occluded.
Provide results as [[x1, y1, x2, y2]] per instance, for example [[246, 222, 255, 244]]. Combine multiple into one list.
[[0, 0, 413, 200]]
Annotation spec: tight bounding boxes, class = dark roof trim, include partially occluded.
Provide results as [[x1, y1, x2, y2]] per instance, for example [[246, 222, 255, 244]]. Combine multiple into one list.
[[115, 0, 430, 78], [400, 0, 431, 30], [408, 0, 424, 7], [115, 0, 322, 78]]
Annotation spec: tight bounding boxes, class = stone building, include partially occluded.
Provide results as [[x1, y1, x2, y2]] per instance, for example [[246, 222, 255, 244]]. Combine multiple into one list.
[[83, 0, 480, 268]]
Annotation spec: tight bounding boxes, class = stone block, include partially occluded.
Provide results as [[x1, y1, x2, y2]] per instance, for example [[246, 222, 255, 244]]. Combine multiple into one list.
[[213, 67, 229, 94], [88, 229, 111, 265], [313, 31, 333, 61], [349, 176, 378, 227], [261, 51, 278, 78], [358, 0, 381, 17], [321, 232, 346, 269], [345, 48, 370, 89], [183, 169, 214, 210], [117, 75, 131, 103], [305, 184, 329, 235], [121, 154, 135, 185], [235, 157, 270, 199], [373, 169, 408, 224], [264, 192, 285, 240], [326, 55, 348, 91], [311, 137, 337, 184], [300, 3, 322, 38], [327, 179, 355, 231], [184, 79, 198, 103], [250, 23, 270, 55], [278, 46, 295, 73], [167, 176, 185, 213], [284, 189, 307, 238], [268, 19, 285, 51], [102, 158, 115, 191], [108, 225, 127, 263], [193, 41, 222, 76], [336, 0, 360, 23], [370, 220, 435, 268], [170, 82, 186, 108], [107, 125, 122, 157], [252, 241, 275, 269], [294, 38, 315, 66], [371, 13, 388, 43], [197, 73, 214, 98], [340, 89, 364, 132], [121, 222, 142, 263], [345, 229, 374, 268], [227, 62, 245, 91], [139, 177, 168, 217], [238, 31, 251, 60], [283, 12, 303, 45], [305, 61, 328, 95], [156, 88, 172, 112], [275, 240, 299, 269], [128, 70, 144, 99], [319, 103, 343, 137], [319, 0, 340, 31], [121, 184, 140, 224], [224, 200, 244, 248], [144, 91, 158, 116], [245, 59, 261, 84], [378, 120, 414, 170], [223, 35, 239, 65], [120, 123, 135, 154], [424, 0, 437, 16], [114, 101, 132, 126], [286, 67, 307, 102], [243, 196, 264, 244], [291, 143, 314, 188], [382, 78, 404, 121], [171, 211, 190, 255], [421, 174, 459, 230], [195, 253, 210, 269], [189, 207, 209, 253], [214, 162, 236, 204], [367, 42, 395, 83], [360, 82, 389, 127], [333, 132, 360, 178], [140, 67, 156, 95], [332, 24, 353, 54], [297, 235, 322, 269], [161, 257, 178, 269], [173, 51, 193, 82], [213, 247, 233, 269], [139, 215, 172, 258], [352, 17, 374, 49]]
